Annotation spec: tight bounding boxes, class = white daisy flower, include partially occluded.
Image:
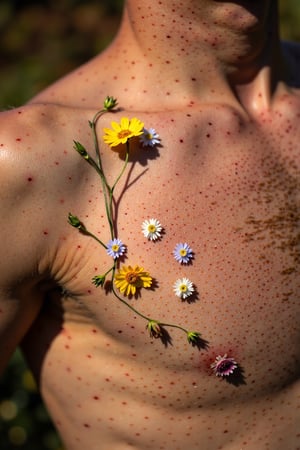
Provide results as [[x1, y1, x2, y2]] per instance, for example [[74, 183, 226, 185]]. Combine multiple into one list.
[[140, 128, 160, 147], [173, 277, 194, 299], [142, 218, 163, 241]]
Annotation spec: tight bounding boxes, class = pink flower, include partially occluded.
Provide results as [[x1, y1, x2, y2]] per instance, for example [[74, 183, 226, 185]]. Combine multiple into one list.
[[211, 354, 238, 377]]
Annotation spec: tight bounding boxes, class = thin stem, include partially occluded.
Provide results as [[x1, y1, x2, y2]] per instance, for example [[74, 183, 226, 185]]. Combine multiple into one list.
[[111, 285, 153, 323], [82, 229, 107, 249], [85, 150, 114, 238], [91, 109, 105, 170], [111, 141, 130, 194]]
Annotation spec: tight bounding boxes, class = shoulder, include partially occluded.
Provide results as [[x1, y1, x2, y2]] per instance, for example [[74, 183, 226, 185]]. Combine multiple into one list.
[[0, 102, 93, 185], [0, 103, 93, 281]]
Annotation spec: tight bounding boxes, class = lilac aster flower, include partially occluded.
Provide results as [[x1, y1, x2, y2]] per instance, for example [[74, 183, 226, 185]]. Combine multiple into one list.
[[140, 128, 160, 147], [173, 242, 193, 264], [106, 238, 126, 259], [210, 354, 238, 377]]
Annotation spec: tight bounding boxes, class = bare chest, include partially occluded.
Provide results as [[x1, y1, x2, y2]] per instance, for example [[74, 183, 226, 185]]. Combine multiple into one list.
[[55, 109, 300, 364], [21, 107, 300, 449]]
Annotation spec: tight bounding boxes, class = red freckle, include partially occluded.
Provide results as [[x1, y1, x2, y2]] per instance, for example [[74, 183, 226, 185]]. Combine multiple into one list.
[[59, 199, 65, 204], [92, 328, 97, 333], [77, 245, 81, 249], [93, 396, 99, 400], [206, 134, 210, 138], [43, 230, 49, 235], [27, 177, 33, 182], [179, 139, 184, 143], [55, 161, 59, 165], [86, 354, 92, 359], [16, 138, 22, 142], [83, 424, 90, 428]]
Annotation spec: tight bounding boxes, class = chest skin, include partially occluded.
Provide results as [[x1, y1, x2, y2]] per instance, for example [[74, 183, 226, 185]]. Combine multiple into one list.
[[21, 102, 300, 450]]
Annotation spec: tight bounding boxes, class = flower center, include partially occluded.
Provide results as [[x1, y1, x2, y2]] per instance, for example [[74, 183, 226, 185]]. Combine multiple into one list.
[[180, 284, 187, 292], [217, 360, 232, 372], [125, 272, 139, 284], [118, 130, 132, 139], [179, 249, 187, 257], [112, 244, 120, 252], [148, 224, 157, 233]]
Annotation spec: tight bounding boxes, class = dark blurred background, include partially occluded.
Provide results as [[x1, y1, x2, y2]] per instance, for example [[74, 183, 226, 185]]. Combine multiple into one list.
[[0, 1, 299, 449]]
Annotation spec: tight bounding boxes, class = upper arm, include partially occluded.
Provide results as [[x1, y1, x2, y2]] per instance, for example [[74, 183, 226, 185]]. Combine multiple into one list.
[[0, 109, 46, 374]]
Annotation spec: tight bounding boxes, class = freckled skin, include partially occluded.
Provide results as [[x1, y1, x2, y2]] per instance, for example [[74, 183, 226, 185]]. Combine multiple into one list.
[[0, 1, 300, 449]]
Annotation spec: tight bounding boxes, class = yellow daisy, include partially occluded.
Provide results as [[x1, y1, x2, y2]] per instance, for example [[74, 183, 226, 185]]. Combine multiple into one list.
[[103, 117, 144, 147], [114, 265, 152, 296]]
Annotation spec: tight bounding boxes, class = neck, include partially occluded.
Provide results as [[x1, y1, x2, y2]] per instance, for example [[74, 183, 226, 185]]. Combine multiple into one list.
[[107, 0, 286, 113]]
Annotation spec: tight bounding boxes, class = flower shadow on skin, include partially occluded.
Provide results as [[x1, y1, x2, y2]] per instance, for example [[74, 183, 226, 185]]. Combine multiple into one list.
[[112, 161, 148, 237], [189, 335, 209, 351], [154, 326, 173, 348], [183, 286, 200, 304], [223, 364, 246, 387], [113, 136, 161, 167]]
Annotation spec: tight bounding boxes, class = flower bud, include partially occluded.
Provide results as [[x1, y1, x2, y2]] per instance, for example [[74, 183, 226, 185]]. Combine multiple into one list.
[[103, 96, 118, 111], [147, 320, 162, 339], [73, 140, 89, 159], [68, 213, 86, 232], [92, 275, 106, 287], [187, 331, 201, 344]]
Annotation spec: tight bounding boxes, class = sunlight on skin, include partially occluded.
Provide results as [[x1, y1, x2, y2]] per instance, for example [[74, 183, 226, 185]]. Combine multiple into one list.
[[0, 0, 299, 449]]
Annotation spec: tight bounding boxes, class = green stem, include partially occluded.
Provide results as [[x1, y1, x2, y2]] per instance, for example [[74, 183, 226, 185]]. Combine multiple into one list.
[[82, 229, 107, 249], [84, 151, 114, 238], [90, 109, 105, 170], [111, 141, 130, 194]]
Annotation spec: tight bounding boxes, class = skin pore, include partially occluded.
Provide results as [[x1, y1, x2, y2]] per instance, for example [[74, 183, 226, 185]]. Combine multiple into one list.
[[0, 0, 299, 449]]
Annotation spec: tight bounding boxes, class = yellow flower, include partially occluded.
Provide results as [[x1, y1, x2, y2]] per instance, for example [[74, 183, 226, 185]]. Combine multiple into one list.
[[103, 117, 144, 147], [114, 265, 152, 296]]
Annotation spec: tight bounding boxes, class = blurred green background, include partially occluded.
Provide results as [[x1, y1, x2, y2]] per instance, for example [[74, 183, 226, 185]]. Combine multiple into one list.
[[0, 0, 299, 449]]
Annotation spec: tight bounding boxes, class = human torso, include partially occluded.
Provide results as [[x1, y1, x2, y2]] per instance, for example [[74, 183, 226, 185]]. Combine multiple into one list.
[[16, 87, 300, 450]]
